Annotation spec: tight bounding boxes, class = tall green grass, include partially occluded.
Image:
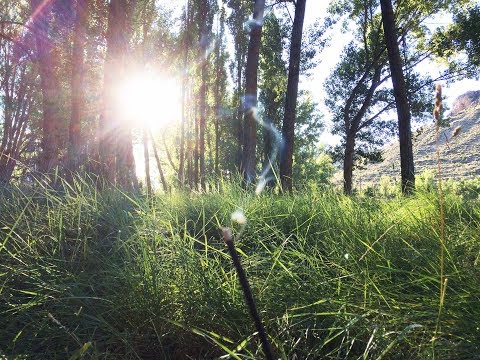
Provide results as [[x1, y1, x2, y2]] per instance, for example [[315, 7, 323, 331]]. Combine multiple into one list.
[[0, 177, 479, 358]]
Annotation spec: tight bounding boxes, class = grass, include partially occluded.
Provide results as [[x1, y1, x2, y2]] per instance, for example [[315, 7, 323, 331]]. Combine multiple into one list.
[[0, 177, 479, 359]]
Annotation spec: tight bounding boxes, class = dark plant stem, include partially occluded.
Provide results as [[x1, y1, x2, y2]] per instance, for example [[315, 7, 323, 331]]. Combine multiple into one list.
[[222, 228, 274, 360]]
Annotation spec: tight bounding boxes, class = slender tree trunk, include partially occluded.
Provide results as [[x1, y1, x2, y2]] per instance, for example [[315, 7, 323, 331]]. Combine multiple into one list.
[[163, 134, 178, 174], [261, 99, 276, 188], [214, 82, 220, 177], [380, 0, 415, 194], [263, 97, 276, 164], [214, 25, 221, 178], [194, 97, 199, 189], [199, 46, 207, 191], [242, 0, 265, 183], [116, 126, 137, 190], [150, 131, 168, 193], [30, 0, 61, 174], [280, 0, 307, 192], [235, 57, 243, 173], [69, 0, 88, 175], [343, 131, 356, 195], [143, 128, 152, 196], [179, 70, 187, 185], [141, 0, 152, 195], [178, 1, 190, 185], [186, 84, 193, 187]]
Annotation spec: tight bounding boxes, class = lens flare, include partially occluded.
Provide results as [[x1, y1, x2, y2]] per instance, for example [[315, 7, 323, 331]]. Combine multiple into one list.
[[114, 70, 181, 130]]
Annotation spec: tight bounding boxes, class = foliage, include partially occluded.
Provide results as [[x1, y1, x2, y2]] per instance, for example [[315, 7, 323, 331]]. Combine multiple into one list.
[[431, 4, 480, 77], [292, 94, 331, 188]]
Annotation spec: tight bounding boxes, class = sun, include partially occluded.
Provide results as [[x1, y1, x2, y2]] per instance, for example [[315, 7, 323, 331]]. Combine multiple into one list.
[[115, 70, 181, 131]]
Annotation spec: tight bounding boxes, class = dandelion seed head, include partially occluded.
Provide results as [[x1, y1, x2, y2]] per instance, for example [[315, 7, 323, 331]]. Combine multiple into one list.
[[231, 209, 247, 225]]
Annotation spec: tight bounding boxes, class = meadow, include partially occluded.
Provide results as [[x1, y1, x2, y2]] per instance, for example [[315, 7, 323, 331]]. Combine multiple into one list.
[[0, 177, 479, 359]]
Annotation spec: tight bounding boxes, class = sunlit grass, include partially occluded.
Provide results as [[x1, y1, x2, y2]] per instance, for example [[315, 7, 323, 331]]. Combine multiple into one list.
[[0, 177, 479, 358]]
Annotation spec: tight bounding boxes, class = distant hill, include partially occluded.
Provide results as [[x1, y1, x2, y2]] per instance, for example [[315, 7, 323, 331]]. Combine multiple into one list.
[[353, 91, 480, 186]]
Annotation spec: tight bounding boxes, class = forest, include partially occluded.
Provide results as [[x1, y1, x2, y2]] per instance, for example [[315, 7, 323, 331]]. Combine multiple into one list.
[[1, 0, 480, 358]]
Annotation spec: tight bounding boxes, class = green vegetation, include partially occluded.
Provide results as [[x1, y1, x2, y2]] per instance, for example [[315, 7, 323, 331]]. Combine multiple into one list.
[[1, 177, 479, 358]]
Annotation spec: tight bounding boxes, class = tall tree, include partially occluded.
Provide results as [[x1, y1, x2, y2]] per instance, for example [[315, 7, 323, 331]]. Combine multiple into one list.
[[178, 0, 190, 185], [326, 0, 469, 194], [141, 0, 155, 196], [292, 94, 331, 189], [380, 0, 414, 194], [326, 41, 391, 195], [99, 0, 137, 189], [0, 39, 35, 184], [69, 0, 88, 174], [213, 4, 227, 177], [99, 0, 123, 183], [198, 0, 210, 191], [258, 12, 287, 186], [29, 0, 61, 173], [280, 0, 307, 192], [227, 0, 250, 172], [241, 0, 265, 183]]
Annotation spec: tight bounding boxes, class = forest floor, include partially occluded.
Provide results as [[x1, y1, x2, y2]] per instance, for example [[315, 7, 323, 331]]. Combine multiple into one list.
[[0, 178, 479, 359]]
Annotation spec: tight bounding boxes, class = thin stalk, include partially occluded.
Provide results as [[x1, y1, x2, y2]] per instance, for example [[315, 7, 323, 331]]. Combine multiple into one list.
[[222, 228, 273, 360], [433, 84, 446, 340]]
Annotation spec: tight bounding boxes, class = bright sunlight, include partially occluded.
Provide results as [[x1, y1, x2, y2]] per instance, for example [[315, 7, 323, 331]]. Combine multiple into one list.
[[115, 70, 182, 130]]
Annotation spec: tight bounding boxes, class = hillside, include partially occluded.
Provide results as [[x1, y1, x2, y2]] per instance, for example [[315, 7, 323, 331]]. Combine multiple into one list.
[[354, 91, 480, 186]]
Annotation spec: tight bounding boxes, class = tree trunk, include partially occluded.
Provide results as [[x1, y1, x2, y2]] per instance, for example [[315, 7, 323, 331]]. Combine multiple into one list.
[[178, 3, 189, 186], [280, 0, 307, 192], [143, 128, 152, 196], [30, 0, 61, 174], [150, 131, 168, 193], [116, 126, 137, 190], [99, 0, 127, 184], [343, 131, 356, 195], [69, 0, 88, 175], [242, 0, 265, 183], [141, 0, 152, 195], [236, 57, 243, 173], [214, 11, 224, 178], [187, 85, 194, 187], [199, 38, 207, 191], [380, 0, 415, 194], [194, 98, 199, 189], [99, 0, 137, 189], [261, 98, 276, 188]]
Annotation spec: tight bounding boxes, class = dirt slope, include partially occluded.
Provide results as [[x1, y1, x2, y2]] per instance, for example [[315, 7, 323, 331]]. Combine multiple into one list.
[[354, 91, 480, 186]]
